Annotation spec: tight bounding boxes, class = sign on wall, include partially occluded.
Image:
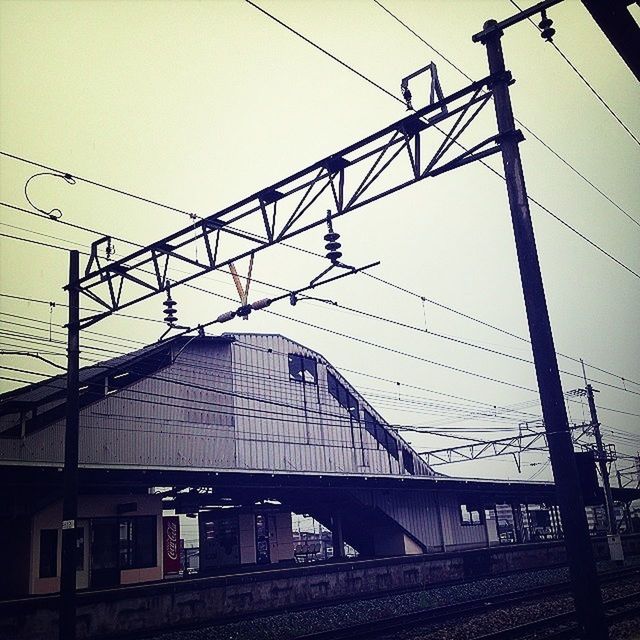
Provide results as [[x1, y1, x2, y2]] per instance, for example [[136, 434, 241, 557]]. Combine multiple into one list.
[[162, 516, 181, 575]]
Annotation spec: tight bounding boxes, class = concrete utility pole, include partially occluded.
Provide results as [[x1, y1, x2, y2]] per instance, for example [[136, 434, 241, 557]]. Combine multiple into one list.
[[60, 250, 80, 640], [585, 384, 617, 534], [585, 383, 624, 564], [473, 4, 608, 638]]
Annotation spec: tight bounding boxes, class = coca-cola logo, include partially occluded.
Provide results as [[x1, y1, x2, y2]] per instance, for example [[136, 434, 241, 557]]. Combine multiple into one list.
[[165, 520, 179, 560]]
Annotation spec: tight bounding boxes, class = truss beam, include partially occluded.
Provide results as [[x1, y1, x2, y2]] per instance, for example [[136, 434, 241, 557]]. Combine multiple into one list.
[[71, 75, 498, 327], [420, 423, 591, 466]]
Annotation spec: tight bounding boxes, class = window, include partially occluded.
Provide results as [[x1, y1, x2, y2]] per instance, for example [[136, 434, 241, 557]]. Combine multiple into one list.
[[39, 529, 58, 578], [364, 410, 399, 460], [386, 435, 399, 459], [328, 371, 360, 418], [402, 449, 415, 475], [460, 504, 483, 526], [120, 516, 157, 569], [288, 354, 317, 384]]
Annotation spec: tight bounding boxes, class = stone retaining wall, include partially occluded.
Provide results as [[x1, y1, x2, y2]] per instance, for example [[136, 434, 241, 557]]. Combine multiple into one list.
[[2, 534, 638, 640]]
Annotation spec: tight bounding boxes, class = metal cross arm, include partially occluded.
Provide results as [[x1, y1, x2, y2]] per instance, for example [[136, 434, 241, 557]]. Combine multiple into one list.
[[419, 422, 591, 466], [472, 0, 564, 43], [70, 74, 501, 328]]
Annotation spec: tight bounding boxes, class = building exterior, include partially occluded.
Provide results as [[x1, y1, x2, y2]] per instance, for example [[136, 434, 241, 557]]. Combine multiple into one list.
[[1, 333, 636, 597]]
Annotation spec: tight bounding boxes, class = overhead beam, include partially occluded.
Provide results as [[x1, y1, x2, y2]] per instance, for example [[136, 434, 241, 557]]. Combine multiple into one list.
[[70, 76, 498, 327]]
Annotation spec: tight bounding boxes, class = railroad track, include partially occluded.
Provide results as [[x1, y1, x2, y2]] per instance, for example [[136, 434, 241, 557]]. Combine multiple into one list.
[[294, 567, 640, 640], [473, 591, 640, 640]]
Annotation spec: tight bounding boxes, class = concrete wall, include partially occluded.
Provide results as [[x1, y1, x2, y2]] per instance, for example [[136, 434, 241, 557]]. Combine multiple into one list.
[[3, 535, 638, 640]]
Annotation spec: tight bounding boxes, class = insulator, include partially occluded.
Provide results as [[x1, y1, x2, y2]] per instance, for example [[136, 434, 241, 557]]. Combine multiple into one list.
[[163, 313, 177, 325], [540, 26, 555, 41], [322, 211, 344, 264], [216, 310, 236, 323], [251, 298, 271, 310], [538, 11, 555, 42], [163, 285, 177, 325]]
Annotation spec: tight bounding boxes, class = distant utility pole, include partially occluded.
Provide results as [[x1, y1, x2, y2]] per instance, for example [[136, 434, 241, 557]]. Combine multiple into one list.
[[585, 383, 617, 535], [473, 2, 608, 639]]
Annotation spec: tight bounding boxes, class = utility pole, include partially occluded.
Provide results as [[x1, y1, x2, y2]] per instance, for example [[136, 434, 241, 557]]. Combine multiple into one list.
[[473, 4, 608, 638], [616, 469, 632, 533], [60, 250, 80, 640], [585, 384, 617, 534], [585, 382, 624, 564]]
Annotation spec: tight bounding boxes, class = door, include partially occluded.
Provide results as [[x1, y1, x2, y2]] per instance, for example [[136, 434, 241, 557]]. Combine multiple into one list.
[[91, 518, 120, 589], [75, 520, 90, 589], [255, 513, 271, 564]]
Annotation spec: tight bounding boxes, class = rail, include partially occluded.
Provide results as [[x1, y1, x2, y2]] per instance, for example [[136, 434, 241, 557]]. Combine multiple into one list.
[[294, 566, 640, 640]]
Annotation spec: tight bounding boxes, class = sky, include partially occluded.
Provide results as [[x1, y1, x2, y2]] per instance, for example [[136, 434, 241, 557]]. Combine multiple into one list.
[[0, 0, 638, 486]]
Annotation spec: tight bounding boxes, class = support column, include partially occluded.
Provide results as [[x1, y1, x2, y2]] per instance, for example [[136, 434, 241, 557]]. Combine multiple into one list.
[[331, 513, 344, 559], [60, 250, 80, 640], [511, 503, 524, 544]]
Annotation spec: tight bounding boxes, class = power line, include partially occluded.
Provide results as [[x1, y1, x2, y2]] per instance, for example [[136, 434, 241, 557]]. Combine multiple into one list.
[[328, 298, 640, 397], [3, 156, 639, 383], [508, 0, 640, 149], [0, 307, 542, 425], [0, 200, 143, 250], [363, 273, 640, 389], [2, 240, 638, 421], [3, 195, 638, 399], [244, 0, 640, 281], [373, 0, 640, 229], [3, 358, 627, 469], [0, 231, 84, 254], [0, 153, 198, 222], [0, 292, 164, 325], [3, 330, 635, 461], [0, 360, 535, 440], [0, 323, 541, 426], [6, 219, 638, 398]]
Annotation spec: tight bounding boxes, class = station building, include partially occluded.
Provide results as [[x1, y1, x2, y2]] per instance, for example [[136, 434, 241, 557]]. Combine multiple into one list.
[[1, 333, 636, 597]]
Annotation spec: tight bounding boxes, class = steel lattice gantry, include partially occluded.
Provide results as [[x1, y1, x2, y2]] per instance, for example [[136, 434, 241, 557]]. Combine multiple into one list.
[[72, 75, 502, 327]]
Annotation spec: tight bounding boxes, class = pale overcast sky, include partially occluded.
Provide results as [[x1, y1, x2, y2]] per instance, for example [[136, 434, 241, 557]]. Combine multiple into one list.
[[0, 0, 638, 484]]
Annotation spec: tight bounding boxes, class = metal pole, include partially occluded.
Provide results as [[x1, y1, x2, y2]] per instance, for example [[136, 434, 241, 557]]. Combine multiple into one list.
[[478, 21, 608, 640], [60, 250, 80, 640], [586, 384, 617, 534], [616, 470, 631, 533]]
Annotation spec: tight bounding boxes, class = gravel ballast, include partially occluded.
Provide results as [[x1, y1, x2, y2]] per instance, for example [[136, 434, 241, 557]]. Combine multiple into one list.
[[134, 559, 640, 640]]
